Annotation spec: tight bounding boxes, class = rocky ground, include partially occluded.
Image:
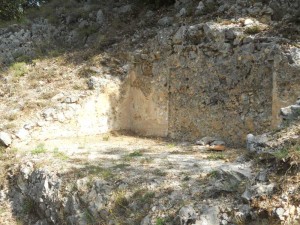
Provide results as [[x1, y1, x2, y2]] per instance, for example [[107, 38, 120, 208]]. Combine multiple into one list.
[[0, 134, 255, 225], [0, 127, 299, 225]]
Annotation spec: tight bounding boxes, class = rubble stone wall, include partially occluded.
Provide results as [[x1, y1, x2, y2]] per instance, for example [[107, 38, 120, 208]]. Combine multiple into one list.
[[130, 23, 300, 146]]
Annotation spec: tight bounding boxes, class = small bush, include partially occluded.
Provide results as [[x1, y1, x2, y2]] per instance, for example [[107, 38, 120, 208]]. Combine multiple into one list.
[[244, 25, 262, 34], [156, 217, 166, 225], [273, 148, 289, 160], [113, 190, 129, 213], [31, 143, 47, 155], [280, 140, 300, 165], [10, 62, 28, 77]]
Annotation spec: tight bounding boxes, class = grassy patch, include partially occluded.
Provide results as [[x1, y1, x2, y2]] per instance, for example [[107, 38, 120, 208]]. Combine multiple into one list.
[[102, 135, 110, 141], [128, 150, 143, 157], [83, 165, 115, 180], [156, 217, 166, 225], [133, 189, 155, 204], [208, 170, 219, 178], [101, 169, 114, 180], [113, 163, 130, 169], [207, 153, 225, 160], [273, 148, 289, 160], [10, 62, 28, 77], [268, 139, 300, 164], [113, 190, 129, 212], [52, 148, 68, 161], [140, 157, 154, 164], [167, 143, 176, 148], [31, 144, 47, 155], [123, 150, 144, 161], [78, 67, 98, 78], [153, 168, 167, 177], [0, 16, 30, 28], [84, 209, 95, 225]]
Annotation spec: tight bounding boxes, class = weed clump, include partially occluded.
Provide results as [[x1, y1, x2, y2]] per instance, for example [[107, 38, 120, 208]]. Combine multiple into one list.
[[10, 62, 28, 77], [31, 143, 47, 155], [244, 25, 263, 34], [272, 140, 300, 167]]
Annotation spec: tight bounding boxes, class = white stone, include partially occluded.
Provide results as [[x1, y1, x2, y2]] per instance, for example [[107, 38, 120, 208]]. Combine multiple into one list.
[[244, 18, 255, 26], [197, 1, 205, 11], [0, 132, 12, 147], [16, 128, 29, 140]]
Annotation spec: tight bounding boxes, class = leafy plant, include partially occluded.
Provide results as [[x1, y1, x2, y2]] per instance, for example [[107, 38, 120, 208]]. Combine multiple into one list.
[[31, 143, 47, 155], [156, 217, 166, 225], [10, 62, 28, 77], [207, 153, 225, 160]]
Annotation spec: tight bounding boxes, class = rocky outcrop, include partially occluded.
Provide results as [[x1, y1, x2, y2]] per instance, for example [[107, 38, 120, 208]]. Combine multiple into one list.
[[247, 98, 300, 153], [0, 132, 12, 147], [3, 151, 255, 225], [131, 20, 300, 145], [0, 0, 299, 146]]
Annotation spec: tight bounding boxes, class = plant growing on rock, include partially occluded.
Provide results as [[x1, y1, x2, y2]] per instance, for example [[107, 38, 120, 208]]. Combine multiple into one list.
[[9, 62, 28, 77], [156, 217, 166, 225], [244, 25, 263, 34], [31, 143, 47, 155]]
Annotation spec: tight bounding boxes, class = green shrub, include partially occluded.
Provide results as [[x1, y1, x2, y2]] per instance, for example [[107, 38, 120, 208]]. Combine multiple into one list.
[[0, 0, 26, 21], [244, 25, 262, 34], [10, 62, 28, 77], [31, 143, 47, 155], [156, 217, 166, 225]]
